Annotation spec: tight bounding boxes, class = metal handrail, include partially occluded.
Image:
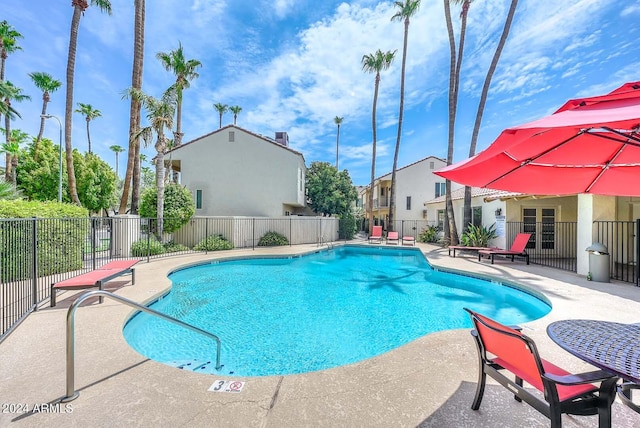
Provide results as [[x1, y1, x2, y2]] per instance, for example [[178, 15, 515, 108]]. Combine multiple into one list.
[[62, 290, 222, 402]]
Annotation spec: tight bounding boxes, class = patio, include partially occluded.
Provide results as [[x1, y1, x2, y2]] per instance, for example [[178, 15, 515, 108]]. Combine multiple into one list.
[[1, 243, 639, 427]]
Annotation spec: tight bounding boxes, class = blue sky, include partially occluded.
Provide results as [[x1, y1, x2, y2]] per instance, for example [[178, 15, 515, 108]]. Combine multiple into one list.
[[4, 0, 640, 185]]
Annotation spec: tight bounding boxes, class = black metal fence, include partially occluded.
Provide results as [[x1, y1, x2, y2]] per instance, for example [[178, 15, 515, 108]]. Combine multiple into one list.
[[594, 220, 639, 285], [0, 215, 339, 342], [506, 221, 579, 272]]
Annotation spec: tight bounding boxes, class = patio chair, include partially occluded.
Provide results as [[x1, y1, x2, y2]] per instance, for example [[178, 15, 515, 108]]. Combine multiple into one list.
[[448, 244, 498, 257], [368, 225, 383, 244], [51, 259, 139, 307], [478, 233, 531, 264], [464, 308, 618, 428], [386, 231, 399, 245], [402, 236, 415, 246]]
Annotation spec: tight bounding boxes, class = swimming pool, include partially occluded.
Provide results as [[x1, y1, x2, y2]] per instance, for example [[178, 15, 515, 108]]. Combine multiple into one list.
[[123, 245, 551, 377]]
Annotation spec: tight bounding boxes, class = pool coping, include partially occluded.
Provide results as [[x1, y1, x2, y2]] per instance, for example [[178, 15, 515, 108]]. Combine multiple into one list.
[[1, 242, 639, 427]]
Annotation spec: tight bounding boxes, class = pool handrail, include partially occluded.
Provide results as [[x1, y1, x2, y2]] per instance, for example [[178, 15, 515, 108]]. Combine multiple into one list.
[[61, 289, 222, 402]]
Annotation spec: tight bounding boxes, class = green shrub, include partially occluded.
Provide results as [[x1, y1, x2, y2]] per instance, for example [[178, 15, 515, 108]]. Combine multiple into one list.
[[130, 236, 166, 257], [0, 200, 88, 281], [338, 214, 356, 240], [194, 234, 234, 251], [460, 223, 497, 247], [139, 184, 195, 233], [257, 231, 289, 247], [418, 225, 440, 243], [163, 240, 190, 253]]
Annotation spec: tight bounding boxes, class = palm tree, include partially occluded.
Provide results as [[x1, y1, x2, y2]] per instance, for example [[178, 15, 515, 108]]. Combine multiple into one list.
[[1, 128, 29, 186], [0, 81, 19, 119], [120, 0, 145, 215], [213, 103, 228, 128], [462, 0, 518, 228], [362, 49, 396, 235], [388, 0, 421, 233], [2, 82, 29, 182], [109, 145, 125, 177], [333, 116, 343, 169], [155, 41, 201, 147], [0, 178, 20, 200], [29, 72, 62, 161], [443, 0, 461, 245], [230, 105, 242, 125], [64, 0, 112, 205], [0, 21, 23, 81], [124, 87, 175, 238], [74, 103, 102, 154]]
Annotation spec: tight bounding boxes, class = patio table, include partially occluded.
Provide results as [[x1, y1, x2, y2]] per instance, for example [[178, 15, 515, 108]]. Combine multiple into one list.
[[547, 319, 640, 418]]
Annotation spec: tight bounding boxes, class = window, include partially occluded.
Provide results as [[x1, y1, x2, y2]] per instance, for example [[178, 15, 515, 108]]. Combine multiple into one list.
[[437, 209, 445, 230], [284, 211, 291, 216], [435, 182, 445, 198], [522, 207, 556, 249], [299, 168, 303, 191], [229, 131, 235, 142], [430, 161, 435, 169], [195, 190, 202, 209], [472, 206, 482, 227], [406, 196, 412, 210]]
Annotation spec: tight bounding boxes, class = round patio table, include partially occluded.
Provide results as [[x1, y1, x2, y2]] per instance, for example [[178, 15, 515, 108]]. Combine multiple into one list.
[[547, 319, 640, 414]]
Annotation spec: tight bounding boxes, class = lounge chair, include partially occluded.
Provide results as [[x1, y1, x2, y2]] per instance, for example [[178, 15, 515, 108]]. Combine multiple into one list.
[[464, 308, 618, 428], [448, 245, 498, 257], [368, 225, 383, 244], [386, 231, 399, 245], [50, 259, 139, 307], [402, 236, 415, 246], [478, 233, 531, 265]]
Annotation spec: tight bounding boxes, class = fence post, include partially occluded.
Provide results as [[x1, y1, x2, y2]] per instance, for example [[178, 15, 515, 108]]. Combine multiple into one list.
[[91, 218, 97, 270], [205, 218, 209, 255], [252, 218, 255, 250], [146, 219, 151, 263], [290, 217, 292, 247], [31, 217, 39, 310]]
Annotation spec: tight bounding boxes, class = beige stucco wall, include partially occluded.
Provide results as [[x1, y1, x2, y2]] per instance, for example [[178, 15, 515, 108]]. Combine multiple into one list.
[[171, 126, 306, 217]]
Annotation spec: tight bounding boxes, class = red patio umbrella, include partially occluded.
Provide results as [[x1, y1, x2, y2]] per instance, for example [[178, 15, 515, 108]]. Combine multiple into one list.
[[435, 81, 640, 196]]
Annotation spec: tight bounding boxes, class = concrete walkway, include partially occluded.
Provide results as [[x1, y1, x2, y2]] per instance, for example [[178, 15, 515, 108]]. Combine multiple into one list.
[[1, 243, 640, 427]]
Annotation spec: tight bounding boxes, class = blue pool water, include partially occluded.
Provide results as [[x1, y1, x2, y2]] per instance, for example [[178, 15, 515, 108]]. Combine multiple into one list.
[[123, 246, 550, 377]]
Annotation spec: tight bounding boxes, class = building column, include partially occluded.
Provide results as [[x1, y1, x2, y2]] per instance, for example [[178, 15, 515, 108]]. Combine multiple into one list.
[[576, 194, 616, 276]]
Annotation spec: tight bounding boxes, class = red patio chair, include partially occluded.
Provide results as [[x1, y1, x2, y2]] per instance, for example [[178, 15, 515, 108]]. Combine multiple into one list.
[[464, 308, 618, 428], [478, 232, 531, 264], [368, 225, 383, 244], [386, 231, 399, 245]]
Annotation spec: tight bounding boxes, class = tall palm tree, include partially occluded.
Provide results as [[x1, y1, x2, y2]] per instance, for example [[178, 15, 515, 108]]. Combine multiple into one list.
[[388, 0, 421, 233], [74, 103, 102, 154], [155, 41, 201, 147], [1, 128, 29, 186], [333, 116, 343, 169], [29, 72, 62, 161], [2, 82, 29, 182], [213, 103, 228, 128], [362, 49, 396, 235], [0, 81, 19, 119], [230, 105, 242, 125], [120, 0, 145, 215], [109, 144, 125, 177], [125, 87, 175, 238], [462, 0, 518, 228], [443, 0, 460, 245], [64, 0, 112, 205], [0, 21, 22, 81]]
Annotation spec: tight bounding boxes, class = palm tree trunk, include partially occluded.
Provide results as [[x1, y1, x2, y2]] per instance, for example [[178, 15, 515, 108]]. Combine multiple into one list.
[[120, 0, 145, 214], [335, 124, 340, 169], [218, 112, 223, 129], [4, 111, 10, 181], [388, 17, 410, 233], [64, 6, 82, 205], [368, 74, 380, 235], [175, 96, 183, 146], [85, 118, 92, 153], [34, 97, 48, 162], [444, 0, 459, 245], [155, 137, 165, 239]]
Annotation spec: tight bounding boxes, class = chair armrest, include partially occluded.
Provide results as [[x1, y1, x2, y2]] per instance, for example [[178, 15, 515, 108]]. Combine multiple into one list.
[[542, 369, 617, 386]]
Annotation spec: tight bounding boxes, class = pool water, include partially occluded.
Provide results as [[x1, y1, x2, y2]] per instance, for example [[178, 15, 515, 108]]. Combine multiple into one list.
[[123, 246, 550, 376]]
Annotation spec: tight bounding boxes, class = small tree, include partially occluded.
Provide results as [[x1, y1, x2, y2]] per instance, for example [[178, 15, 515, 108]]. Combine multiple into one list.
[[74, 151, 117, 214], [139, 183, 194, 235], [306, 161, 357, 217]]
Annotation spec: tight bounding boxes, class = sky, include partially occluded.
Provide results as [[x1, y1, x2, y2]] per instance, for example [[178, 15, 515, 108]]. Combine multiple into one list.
[[4, 0, 640, 186]]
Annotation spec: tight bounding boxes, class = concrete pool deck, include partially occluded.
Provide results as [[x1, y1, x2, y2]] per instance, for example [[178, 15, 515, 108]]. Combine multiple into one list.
[[1, 242, 640, 427]]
